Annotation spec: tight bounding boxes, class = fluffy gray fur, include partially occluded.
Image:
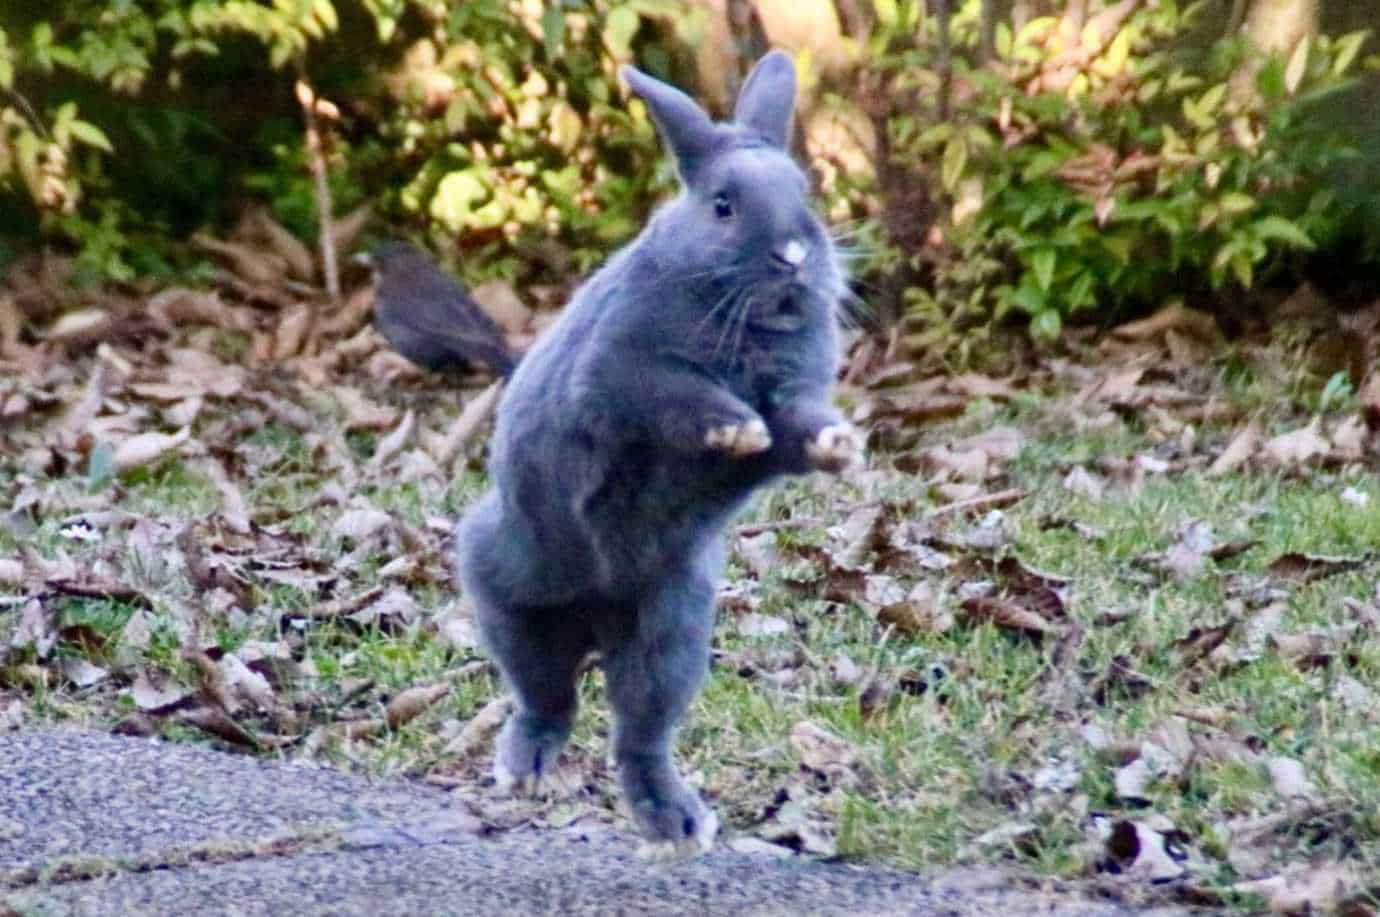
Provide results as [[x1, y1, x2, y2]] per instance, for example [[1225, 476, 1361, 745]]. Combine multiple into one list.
[[454, 50, 863, 857]]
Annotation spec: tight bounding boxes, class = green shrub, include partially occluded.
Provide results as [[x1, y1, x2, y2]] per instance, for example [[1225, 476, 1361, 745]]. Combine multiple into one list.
[[0, 0, 694, 284], [870, 0, 1375, 344]]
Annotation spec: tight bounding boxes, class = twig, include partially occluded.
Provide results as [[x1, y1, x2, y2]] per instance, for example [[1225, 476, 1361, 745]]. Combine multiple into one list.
[[1226, 0, 1249, 36], [923, 487, 1028, 518], [979, 0, 998, 63], [934, 0, 953, 121], [295, 74, 339, 301]]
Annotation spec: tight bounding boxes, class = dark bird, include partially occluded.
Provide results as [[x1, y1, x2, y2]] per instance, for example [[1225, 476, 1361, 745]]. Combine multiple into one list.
[[355, 241, 519, 378]]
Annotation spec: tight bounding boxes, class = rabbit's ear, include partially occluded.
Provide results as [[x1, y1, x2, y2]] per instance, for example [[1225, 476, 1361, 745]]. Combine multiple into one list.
[[732, 50, 796, 149], [621, 65, 715, 182]]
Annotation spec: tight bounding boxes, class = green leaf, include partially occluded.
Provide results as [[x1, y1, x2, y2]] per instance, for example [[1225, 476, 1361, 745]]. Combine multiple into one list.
[[940, 136, 968, 192], [1008, 282, 1046, 314], [1198, 82, 1226, 115], [873, 0, 898, 29], [995, 22, 1012, 59], [1331, 30, 1369, 77], [1230, 250, 1253, 288], [1284, 35, 1310, 94], [430, 169, 488, 233], [312, 0, 339, 33], [1030, 247, 1055, 292], [1319, 371, 1353, 411], [68, 120, 114, 153], [1253, 215, 1314, 250], [1217, 192, 1255, 216], [1256, 57, 1285, 101], [1067, 272, 1095, 311], [916, 123, 955, 149], [604, 6, 640, 59], [87, 442, 115, 490], [542, 7, 565, 59], [1030, 308, 1062, 341]]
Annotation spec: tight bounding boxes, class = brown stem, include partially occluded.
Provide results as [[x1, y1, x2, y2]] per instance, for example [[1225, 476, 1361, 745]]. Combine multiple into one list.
[[980, 0, 998, 63], [934, 0, 953, 121], [1226, 0, 1249, 35], [296, 73, 339, 302]]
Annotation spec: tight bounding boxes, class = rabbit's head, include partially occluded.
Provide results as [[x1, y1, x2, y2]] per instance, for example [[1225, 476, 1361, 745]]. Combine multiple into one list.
[[621, 52, 844, 337]]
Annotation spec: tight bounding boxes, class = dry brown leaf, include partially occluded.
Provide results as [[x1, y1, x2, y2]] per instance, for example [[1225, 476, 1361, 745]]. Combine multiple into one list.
[[961, 595, 1056, 637], [331, 203, 374, 263], [734, 612, 789, 638], [0, 558, 24, 587], [1173, 622, 1235, 668], [147, 287, 254, 333], [167, 348, 245, 398], [192, 233, 286, 286], [1111, 300, 1218, 343], [471, 280, 533, 335], [828, 653, 861, 685], [111, 427, 192, 472], [0, 294, 21, 356], [130, 672, 193, 714], [60, 657, 109, 688], [1080, 366, 1145, 406], [1329, 414, 1368, 461], [954, 425, 1024, 462], [327, 719, 385, 742], [933, 481, 981, 503], [274, 303, 315, 361], [1265, 756, 1315, 800], [1262, 419, 1329, 468], [877, 582, 954, 636], [180, 705, 262, 748], [334, 386, 398, 432], [735, 531, 781, 578], [443, 694, 513, 758], [367, 409, 416, 474], [945, 374, 1023, 401], [1062, 466, 1105, 500], [790, 720, 857, 772], [350, 588, 422, 632], [386, 681, 452, 729], [1112, 757, 1154, 803], [432, 380, 503, 468], [332, 506, 394, 542], [45, 308, 113, 343], [247, 206, 315, 281], [1232, 864, 1358, 915], [919, 444, 989, 482], [1266, 551, 1367, 585], [219, 653, 276, 712], [1209, 419, 1263, 476], [1360, 372, 1380, 431]]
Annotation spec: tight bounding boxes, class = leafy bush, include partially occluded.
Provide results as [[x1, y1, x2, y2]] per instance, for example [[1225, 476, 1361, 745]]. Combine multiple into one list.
[[869, 0, 1376, 345], [0, 0, 694, 284]]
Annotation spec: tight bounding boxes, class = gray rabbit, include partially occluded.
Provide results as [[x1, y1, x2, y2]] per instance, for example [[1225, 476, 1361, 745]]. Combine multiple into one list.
[[454, 51, 863, 858]]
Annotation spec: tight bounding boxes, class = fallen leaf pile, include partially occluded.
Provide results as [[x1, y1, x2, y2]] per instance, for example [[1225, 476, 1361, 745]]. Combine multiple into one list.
[[3, 247, 1380, 908]]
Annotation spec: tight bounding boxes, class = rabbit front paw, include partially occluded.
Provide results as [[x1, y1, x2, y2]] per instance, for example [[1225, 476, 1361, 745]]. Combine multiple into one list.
[[806, 423, 866, 472], [704, 418, 772, 457]]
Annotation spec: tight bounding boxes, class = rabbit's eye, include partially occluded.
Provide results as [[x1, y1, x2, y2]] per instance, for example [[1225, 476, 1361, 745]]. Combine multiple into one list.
[[713, 193, 734, 220]]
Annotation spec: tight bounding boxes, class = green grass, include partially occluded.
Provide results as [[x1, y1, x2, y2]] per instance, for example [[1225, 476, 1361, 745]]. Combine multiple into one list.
[[3, 372, 1378, 909]]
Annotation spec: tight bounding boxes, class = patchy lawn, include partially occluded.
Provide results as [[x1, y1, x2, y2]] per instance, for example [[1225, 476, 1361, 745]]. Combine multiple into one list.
[[3, 288, 1380, 913]]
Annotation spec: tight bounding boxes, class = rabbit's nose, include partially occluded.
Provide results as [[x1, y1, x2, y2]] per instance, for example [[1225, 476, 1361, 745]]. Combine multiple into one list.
[[772, 238, 807, 272]]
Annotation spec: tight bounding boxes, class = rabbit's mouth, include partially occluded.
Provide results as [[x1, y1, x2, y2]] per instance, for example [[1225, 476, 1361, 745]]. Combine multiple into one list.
[[747, 288, 809, 333]]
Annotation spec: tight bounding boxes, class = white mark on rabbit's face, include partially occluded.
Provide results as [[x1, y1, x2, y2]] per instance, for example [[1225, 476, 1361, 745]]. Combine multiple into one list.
[[776, 239, 807, 268]]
